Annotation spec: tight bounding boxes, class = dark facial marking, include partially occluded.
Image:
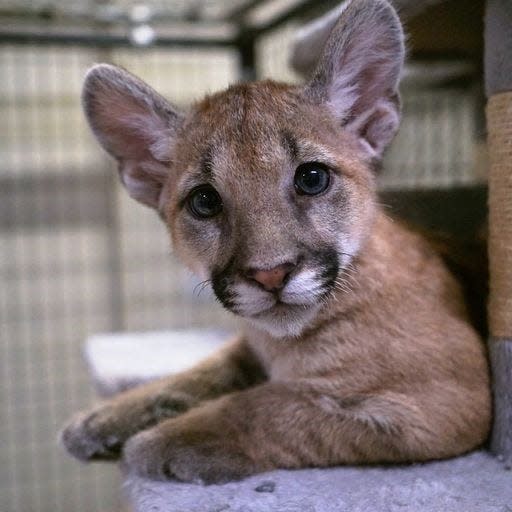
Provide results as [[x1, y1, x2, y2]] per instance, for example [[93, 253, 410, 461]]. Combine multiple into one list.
[[211, 258, 237, 311], [313, 247, 339, 295], [281, 130, 299, 161], [200, 145, 214, 177]]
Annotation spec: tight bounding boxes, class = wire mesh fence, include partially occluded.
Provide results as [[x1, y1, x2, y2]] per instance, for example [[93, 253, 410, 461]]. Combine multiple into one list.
[[0, 5, 486, 512], [0, 42, 240, 512]]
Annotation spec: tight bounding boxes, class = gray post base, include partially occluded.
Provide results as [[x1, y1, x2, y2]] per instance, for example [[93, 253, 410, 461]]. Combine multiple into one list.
[[125, 451, 511, 512], [489, 339, 512, 467]]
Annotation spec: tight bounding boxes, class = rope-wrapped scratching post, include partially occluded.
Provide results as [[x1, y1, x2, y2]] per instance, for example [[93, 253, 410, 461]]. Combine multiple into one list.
[[487, 93, 512, 465], [488, 94, 512, 336], [485, 0, 512, 467]]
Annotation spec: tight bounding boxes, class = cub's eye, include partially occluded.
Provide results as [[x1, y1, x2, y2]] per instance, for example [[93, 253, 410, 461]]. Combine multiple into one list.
[[294, 162, 330, 196], [187, 185, 223, 219]]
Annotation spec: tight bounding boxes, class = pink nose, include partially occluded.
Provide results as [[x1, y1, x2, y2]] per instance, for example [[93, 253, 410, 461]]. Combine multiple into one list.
[[246, 262, 296, 292]]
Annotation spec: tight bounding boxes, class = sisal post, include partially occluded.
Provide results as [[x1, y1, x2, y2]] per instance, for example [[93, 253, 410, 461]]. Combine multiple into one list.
[[485, 0, 512, 467], [487, 94, 512, 466]]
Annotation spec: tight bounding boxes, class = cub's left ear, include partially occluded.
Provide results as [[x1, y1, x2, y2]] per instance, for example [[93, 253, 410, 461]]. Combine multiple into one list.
[[304, 0, 405, 158]]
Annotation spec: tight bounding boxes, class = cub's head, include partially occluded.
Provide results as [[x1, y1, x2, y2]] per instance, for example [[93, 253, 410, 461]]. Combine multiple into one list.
[[82, 0, 404, 337]]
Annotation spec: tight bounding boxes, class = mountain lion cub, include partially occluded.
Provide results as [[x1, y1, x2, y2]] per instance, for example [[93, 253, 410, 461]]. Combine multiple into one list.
[[62, 0, 490, 483]]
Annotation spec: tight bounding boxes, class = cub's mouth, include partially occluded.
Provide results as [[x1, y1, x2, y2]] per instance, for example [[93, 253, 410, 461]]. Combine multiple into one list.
[[210, 248, 340, 337]]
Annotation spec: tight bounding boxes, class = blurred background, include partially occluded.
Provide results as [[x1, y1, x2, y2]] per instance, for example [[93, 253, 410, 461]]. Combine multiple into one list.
[[0, 0, 487, 511]]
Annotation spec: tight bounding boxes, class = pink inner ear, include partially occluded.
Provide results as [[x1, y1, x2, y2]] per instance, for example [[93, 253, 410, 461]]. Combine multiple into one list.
[[90, 90, 169, 163], [327, 32, 403, 123], [83, 64, 181, 210], [306, 0, 404, 158], [351, 98, 400, 156], [120, 160, 167, 208]]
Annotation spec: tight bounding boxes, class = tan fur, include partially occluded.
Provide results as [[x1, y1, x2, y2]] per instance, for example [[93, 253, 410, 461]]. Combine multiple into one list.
[[61, 0, 491, 484]]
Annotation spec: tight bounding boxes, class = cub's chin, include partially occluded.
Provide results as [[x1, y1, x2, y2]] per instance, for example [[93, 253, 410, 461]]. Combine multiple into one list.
[[244, 302, 322, 339]]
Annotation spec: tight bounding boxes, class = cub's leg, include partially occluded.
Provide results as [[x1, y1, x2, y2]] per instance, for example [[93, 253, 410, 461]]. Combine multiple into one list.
[[61, 338, 264, 461], [122, 381, 490, 483]]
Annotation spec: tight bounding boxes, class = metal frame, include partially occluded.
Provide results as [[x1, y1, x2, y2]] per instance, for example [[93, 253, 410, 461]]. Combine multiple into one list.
[[0, 0, 340, 77]]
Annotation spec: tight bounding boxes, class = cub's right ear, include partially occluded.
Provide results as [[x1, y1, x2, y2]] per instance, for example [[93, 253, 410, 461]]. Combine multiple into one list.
[[82, 64, 183, 209]]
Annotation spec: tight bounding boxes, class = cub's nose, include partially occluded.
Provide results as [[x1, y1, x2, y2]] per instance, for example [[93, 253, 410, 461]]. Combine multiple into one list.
[[246, 262, 296, 292]]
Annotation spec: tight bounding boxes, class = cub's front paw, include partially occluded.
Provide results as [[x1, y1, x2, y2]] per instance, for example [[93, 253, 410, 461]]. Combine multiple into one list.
[[122, 425, 257, 484], [60, 405, 134, 461], [61, 390, 193, 462]]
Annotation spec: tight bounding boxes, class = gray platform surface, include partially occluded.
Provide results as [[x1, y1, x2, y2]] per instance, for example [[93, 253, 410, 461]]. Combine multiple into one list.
[[125, 450, 511, 512], [84, 331, 511, 511], [85, 329, 230, 396]]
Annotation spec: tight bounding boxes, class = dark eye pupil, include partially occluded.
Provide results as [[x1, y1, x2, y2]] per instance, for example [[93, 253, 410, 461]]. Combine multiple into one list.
[[188, 186, 222, 218], [294, 163, 330, 195]]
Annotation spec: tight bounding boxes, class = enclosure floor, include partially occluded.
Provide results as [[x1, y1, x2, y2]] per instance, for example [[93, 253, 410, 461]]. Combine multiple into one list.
[[125, 450, 511, 512]]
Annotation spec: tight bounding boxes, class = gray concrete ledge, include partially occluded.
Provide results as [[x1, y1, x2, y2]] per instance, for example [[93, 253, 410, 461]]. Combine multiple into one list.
[[125, 450, 512, 512]]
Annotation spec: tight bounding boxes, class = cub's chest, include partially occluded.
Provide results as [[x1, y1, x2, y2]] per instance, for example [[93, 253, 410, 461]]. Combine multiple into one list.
[[246, 332, 348, 381]]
